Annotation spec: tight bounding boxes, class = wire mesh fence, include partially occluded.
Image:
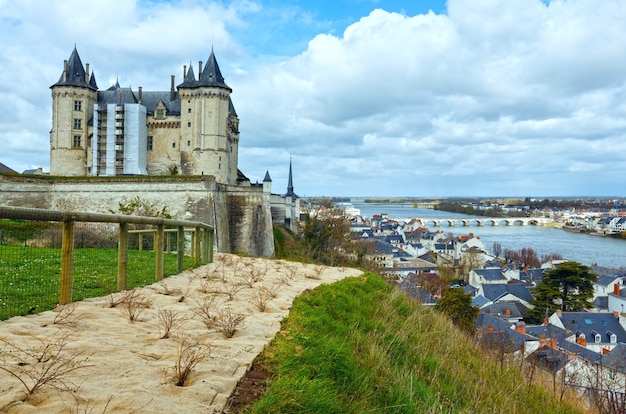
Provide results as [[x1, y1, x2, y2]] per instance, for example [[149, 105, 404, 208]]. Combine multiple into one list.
[[0, 207, 213, 321]]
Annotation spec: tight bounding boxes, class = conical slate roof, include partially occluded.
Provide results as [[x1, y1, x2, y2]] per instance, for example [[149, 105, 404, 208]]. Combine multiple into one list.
[[199, 50, 230, 90], [178, 50, 231, 91], [51, 46, 97, 90]]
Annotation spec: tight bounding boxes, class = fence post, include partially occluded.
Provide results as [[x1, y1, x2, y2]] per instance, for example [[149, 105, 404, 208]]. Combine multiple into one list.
[[118, 222, 128, 291], [138, 233, 143, 251], [202, 228, 209, 264], [195, 226, 201, 266], [177, 226, 184, 273], [208, 228, 214, 263], [155, 224, 164, 281], [60, 220, 75, 304]]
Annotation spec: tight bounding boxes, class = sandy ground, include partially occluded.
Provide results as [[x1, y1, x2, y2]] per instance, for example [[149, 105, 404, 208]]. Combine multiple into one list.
[[0, 254, 362, 413]]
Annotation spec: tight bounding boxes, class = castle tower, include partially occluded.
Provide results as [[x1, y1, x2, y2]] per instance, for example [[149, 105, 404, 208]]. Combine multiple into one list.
[[50, 47, 98, 176], [263, 170, 272, 193], [177, 50, 239, 183]]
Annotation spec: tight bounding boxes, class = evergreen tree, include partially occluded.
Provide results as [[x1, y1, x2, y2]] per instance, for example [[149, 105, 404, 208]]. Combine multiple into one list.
[[528, 261, 597, 322], [434, 288, 479, 335]]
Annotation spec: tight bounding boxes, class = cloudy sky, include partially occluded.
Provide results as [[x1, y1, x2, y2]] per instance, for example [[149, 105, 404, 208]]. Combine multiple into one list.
[[2, 0, 626, 197]]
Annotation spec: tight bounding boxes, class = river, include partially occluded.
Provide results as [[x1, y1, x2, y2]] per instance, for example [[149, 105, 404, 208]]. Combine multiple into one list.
[[353, 203, 626, 270]]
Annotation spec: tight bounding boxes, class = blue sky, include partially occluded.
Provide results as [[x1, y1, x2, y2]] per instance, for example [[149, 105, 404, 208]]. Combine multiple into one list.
[[2, 0, 626, 197]]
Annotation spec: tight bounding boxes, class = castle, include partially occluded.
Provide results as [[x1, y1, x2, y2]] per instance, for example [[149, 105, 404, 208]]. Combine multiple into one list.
[[0, 46, 299, 257], [50, 46, 239, 182]]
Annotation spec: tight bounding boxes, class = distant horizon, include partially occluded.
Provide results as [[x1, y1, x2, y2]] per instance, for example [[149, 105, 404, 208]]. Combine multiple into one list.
[[305, 196, 626, 201]]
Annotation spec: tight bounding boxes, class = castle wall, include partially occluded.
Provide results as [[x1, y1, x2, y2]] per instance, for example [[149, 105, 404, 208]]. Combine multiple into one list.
[[0, 175, 275, 257]]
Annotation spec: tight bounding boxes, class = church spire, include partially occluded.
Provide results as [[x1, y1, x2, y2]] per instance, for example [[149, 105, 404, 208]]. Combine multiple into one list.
[[283, 158, 299, 200]]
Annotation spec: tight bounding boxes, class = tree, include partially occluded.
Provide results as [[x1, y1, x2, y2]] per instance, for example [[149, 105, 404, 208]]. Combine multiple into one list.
[[492, 242, 502, 258], [299, 205, 351, 266], [528, 261, 597, 323], [434, 287, 479, 335]]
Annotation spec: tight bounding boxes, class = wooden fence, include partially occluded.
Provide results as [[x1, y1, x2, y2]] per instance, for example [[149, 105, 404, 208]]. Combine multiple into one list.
[[0, 205, 213, 305]]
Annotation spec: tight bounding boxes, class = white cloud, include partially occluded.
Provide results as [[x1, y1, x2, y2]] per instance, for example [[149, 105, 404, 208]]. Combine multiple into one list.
[[2, 0, 626, 195]]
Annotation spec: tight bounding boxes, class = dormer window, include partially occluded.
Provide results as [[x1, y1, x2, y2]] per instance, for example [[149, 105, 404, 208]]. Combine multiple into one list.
[[592, 331, 601, 343], [608, 331, 617, 344], [156, 109, 165, 120]]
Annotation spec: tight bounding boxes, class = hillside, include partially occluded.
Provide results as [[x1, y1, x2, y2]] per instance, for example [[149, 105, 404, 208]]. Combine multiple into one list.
[[228, 272, 581, 413]]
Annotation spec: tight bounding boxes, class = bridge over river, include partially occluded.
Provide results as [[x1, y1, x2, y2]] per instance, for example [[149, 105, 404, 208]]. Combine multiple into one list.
[[390, 217, 552, 227]]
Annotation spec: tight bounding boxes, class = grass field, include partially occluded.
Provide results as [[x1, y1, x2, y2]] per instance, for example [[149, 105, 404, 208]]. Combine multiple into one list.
[[243, 272, 581, 413], [0, 244, 197, 320]]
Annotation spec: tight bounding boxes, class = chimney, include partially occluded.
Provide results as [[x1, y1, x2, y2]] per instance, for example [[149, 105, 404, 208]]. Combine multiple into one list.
[[85, 63, 90, 83], [138, 86, 142, 104], [63, 59, 68, 81], [504, 308, 511, 317], [602, 347, 610, 355], [487, 325, 494, 333], [556, 309, 562, 317], [170, 75, 175, 101], [614, 310, 619, 319], [614, 284, 621, 295], [540, 333, 558, 350], [576, 336, 587, 347], [515, 322, 526, 335], [199, 61, 203, 76]]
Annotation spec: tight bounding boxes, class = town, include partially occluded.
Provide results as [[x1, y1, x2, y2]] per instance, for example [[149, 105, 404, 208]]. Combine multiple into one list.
[[330, 201, 626, 403]]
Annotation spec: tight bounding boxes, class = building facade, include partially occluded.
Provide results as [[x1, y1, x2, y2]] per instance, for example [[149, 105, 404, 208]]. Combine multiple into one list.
[[50, 47, 239, 184]]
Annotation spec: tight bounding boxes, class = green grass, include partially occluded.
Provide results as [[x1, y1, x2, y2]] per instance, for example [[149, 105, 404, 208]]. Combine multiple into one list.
[[0, 244, 197, 320], [245, 272, 580, 414]]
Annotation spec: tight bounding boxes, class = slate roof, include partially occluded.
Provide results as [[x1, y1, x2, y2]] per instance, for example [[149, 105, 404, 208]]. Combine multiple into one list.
[[530, 345, 569, 372], [472, 295, 491, 308], [602, 343, 626, 373], [0, 162, 17, 173], [483, 303, 524, 320], [51, 46, 98, 90], [520, 268, 545, 284], [596, 274, 619, 287], [554, 312, 626, 344], [177, 50, 231, 91], [474, 268, 505, 282], [475, 313, 534, 350], [398, 281, 438, 304], [482, 284, 533, 303]]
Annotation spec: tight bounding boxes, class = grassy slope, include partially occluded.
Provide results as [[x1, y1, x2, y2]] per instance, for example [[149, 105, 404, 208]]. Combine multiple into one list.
[[245, 272, 579, 413]]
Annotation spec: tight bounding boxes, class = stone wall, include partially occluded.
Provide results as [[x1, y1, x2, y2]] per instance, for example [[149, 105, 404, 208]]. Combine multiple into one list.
[[0, 175, 274, 257]]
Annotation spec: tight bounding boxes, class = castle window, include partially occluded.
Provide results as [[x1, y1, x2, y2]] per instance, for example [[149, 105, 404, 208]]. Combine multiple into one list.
[[73, 135, 81, 148], [187, 122, 191, 127], [187, 108, 191, 113], [172, 142, 176, 148], [187, 140, 191, 146], [147, 136, 153, 151], [73, 100, 82, 111], [156, 109, 165, 120], [73, 119, 82, 130]]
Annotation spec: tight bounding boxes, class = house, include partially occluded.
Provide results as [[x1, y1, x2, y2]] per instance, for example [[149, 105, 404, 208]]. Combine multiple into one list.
[[479, 284, 533, 305], [475, 313, 538, 353], [547, 310, 626, 353], [469, 268, 507, 286], [607, 278, 626, 316]]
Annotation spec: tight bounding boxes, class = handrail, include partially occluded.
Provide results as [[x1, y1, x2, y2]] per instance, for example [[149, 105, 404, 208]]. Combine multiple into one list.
[[0, 205, 212, 230]]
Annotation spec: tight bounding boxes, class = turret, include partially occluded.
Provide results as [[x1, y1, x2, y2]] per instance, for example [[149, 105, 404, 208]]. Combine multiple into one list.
[[177, 49, 238, 183], [263, 170, 272, 193], [50, 46, 98, 176]]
